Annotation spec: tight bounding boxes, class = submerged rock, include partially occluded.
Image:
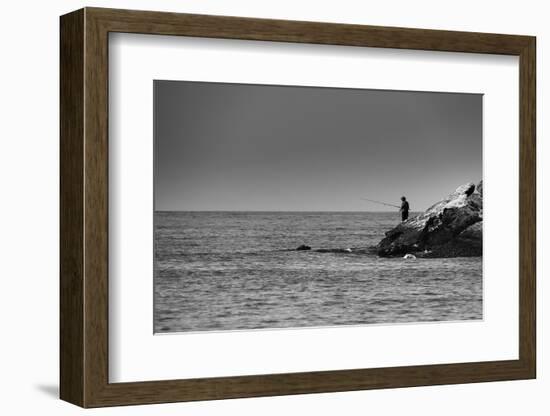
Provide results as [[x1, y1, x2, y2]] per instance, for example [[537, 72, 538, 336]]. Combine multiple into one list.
[[316, 247, 353, 253], [377, 182, 482, 257]]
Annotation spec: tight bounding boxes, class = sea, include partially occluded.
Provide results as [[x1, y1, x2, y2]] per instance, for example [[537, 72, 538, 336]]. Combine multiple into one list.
[[154, 211, 482, 333]]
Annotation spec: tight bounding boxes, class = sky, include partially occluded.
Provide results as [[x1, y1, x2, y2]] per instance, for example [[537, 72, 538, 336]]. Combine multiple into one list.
[[154, 80, 482, 212]]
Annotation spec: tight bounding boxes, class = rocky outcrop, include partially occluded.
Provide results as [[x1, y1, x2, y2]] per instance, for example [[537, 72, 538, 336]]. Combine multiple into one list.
[[377, 181, 483, 257]]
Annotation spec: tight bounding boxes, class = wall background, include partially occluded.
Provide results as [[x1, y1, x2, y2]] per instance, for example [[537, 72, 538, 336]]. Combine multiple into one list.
[[0, 0, 545, 414]]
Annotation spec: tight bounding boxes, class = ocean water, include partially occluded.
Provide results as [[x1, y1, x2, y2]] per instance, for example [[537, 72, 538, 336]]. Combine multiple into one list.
[[154, 211, 482, 333]]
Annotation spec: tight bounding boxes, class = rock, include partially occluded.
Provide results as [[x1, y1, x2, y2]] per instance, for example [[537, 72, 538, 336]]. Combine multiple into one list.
[[464, 183, 475, 196], [376, 182, 482, 257], [476, 180, 483, 197], [296, 244, 311, 251], [422, 222, 483, 257], [458, 220, 483, 241]]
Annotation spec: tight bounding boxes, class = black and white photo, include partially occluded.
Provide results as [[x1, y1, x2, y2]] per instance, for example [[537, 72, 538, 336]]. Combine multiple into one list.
[[153, 80, 483, 333]]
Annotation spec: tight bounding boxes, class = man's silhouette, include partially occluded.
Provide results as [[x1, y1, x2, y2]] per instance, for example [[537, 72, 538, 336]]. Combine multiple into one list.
[[400, 196, 410, 221]]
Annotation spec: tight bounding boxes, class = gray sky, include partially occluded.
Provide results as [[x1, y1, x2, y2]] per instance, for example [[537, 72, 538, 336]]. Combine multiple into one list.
[[154, 81, 482, 212]]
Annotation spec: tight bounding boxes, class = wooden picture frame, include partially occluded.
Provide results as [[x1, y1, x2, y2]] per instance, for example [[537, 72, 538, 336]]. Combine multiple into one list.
[[60, 7, 536, 408]]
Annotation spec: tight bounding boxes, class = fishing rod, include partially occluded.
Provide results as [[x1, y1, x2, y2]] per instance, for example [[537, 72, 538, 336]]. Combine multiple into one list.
[[360, 197, 400, 209]]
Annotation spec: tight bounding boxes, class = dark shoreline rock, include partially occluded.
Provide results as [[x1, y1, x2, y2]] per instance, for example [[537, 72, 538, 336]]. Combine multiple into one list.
[[293, 246, 377, 255], [377, 181, 483, 258]]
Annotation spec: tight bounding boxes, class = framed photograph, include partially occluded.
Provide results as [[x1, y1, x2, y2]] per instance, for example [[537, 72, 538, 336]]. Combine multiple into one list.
[[60, 7, 536, 408]]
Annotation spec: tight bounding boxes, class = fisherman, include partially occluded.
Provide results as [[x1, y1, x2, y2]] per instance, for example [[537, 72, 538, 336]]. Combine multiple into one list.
[[400, 196, 410, 221], [360, 196, 410, 222]]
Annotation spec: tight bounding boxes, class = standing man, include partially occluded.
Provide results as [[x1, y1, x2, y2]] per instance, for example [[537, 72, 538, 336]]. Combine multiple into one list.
[[400, 196, 410, 221]]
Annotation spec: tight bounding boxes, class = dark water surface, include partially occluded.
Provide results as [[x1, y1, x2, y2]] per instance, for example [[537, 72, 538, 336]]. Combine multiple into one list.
[[154, 211, 482, 333]]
